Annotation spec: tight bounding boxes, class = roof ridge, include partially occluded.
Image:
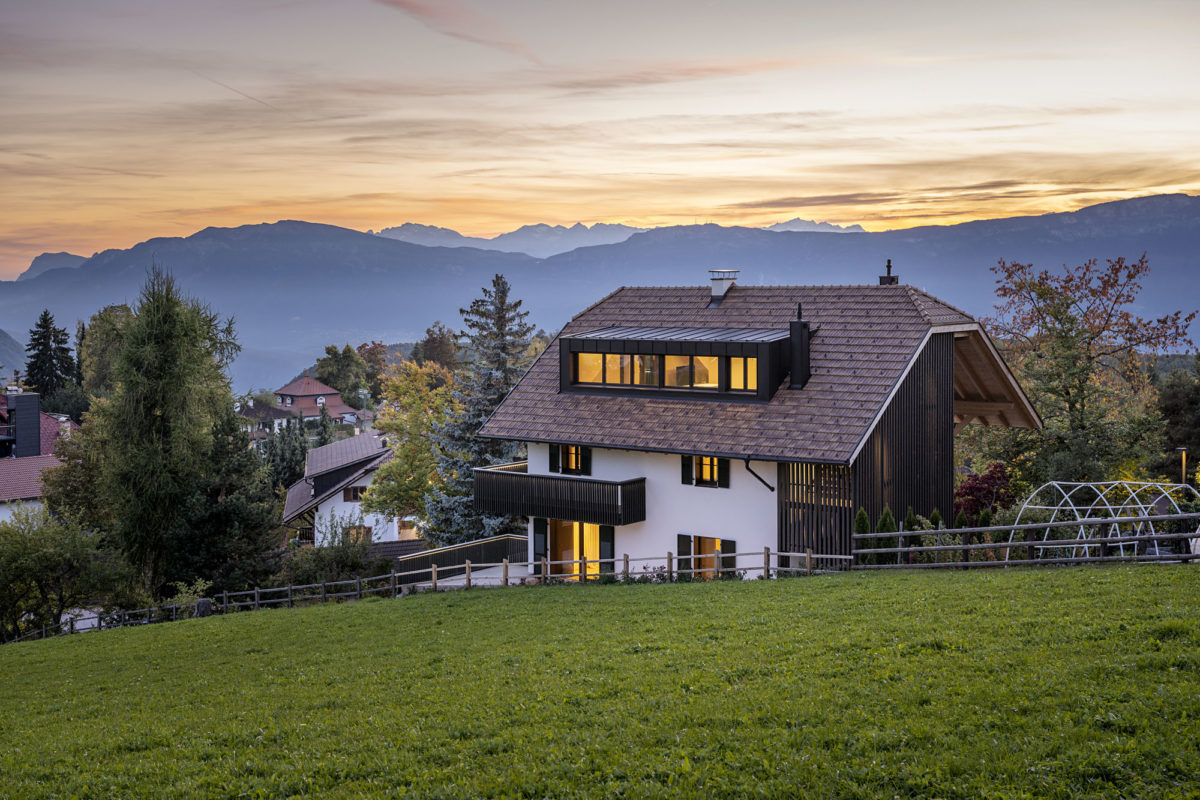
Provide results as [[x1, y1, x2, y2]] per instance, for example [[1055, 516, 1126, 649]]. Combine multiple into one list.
[[902, 284, 977, 325]]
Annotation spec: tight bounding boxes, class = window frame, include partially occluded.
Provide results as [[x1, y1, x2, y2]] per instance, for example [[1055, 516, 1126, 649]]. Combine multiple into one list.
[[343, 485, 367, 502]]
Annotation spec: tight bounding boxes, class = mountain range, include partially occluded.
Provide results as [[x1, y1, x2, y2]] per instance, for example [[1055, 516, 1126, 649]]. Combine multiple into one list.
[[2, 193, 1197, 391]]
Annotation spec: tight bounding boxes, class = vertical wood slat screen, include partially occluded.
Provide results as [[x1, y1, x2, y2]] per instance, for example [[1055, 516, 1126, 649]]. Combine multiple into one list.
[[474, 468, 647, 526], [778, 462, 853, 561]]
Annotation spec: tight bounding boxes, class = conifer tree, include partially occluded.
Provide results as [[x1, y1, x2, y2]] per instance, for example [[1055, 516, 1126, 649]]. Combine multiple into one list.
[[24, 309, 74, 397], [315, 405, 336, 446], [261, 418, 308, 489], [424, 274, 533, 545]]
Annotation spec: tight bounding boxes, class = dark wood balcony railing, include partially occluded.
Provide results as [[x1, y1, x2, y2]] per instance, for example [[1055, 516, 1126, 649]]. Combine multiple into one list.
[[473, 461, 647, 526]]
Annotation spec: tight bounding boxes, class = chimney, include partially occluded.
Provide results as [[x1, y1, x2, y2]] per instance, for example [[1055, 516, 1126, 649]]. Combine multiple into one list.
[[708, 269, 739, 307], [789, 303, 811, 389], [879, 258, 899, 285]]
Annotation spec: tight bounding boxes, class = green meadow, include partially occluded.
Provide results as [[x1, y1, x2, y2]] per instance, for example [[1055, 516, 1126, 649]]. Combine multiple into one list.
[[2, 566, 1198, 799]]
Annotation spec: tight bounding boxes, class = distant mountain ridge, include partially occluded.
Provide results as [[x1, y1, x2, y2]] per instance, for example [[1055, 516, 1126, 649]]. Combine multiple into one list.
[[374, 217, 862, 257], [17, 252, 87, 282], [0, 328, 24, 377], [375, 221, 643, 258], [1, 194, 1195, 391]]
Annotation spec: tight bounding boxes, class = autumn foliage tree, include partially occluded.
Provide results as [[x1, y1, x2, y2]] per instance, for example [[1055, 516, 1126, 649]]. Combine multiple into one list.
[[965, 255, 1195, 486]]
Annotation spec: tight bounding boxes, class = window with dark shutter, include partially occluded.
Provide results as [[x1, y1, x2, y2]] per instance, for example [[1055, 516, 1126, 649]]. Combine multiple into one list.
[[599, 525, 614, 573], [676, 533, 692, 579], [681, 455, 693, 485], [720, 538, 737, 574], [533, 518, 548, 575]]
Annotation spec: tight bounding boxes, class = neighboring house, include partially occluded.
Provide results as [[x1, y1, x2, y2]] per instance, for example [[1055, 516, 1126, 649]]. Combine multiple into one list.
[[1, 391, 78, 458], [0, 455, 61, 523], [39, 412, 78, 455], [473, 268, 1041, 578], [235, 399, 295, 443], [282, 433, 420, 545], [274, 375, 365, 425]]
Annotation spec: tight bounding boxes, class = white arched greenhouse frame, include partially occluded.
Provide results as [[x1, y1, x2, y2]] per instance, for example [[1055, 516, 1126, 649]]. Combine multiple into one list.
[[1005, 480, 1200, 561]]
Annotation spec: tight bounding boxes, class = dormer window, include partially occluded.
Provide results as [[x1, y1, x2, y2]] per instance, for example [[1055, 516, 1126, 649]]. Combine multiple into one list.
[[562, 326, 785, 402], [316, 396, 326, 406], [284, 396, 293, 407]]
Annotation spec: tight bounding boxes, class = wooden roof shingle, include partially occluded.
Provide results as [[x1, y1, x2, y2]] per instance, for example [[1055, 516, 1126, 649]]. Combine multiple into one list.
[[479, 283, 978, 464]]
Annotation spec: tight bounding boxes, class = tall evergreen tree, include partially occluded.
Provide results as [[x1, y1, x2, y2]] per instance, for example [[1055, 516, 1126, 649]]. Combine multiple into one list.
[[48, 266, 273, 595], [315, 404, 336, 446], [24, 309, 74, 397], [261, 418, 308, 489], [424, 274, 533, 545]]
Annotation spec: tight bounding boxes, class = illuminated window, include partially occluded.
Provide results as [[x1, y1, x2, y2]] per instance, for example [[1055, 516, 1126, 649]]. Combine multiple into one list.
[[550, 444, 591, 475], [633, 354, 659, 385], [574, 353, 603, 383], [664, 355, 690, 387], [682, 454, 729, 488], [693, 356, 718, 389], [729, 357, 758, 391], [604, 354, 631, 385], [346, 525, 373, 543]]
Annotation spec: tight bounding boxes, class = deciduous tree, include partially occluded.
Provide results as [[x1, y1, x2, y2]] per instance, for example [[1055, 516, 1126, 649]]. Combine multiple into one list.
[[363, 361, 456, 521], [410, 321, 458, 371], [316, 344, 369, 409], [965, 255, 1195, 485]]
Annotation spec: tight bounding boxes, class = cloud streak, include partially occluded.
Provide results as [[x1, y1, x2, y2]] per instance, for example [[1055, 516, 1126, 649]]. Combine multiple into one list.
[[372, 0, 541, 64]]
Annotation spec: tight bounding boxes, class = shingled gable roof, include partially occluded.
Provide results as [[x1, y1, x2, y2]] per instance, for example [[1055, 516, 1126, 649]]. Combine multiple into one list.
[[478, 283, 991, 464], [283, 434, 391, 523], [0, 455, 61, 504], [276, 376, 340, 397]]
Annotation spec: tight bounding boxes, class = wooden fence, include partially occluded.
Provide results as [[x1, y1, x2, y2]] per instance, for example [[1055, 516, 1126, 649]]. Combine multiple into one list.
[[5, 546, 848, 645], [852, 511, 1200, 569]]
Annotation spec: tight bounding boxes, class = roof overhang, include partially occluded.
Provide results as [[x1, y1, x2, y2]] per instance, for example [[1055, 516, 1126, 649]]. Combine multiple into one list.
[[848, 323, 1041, 464]]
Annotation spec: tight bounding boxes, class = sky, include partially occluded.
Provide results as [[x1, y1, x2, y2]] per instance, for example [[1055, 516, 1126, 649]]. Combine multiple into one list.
[[2, 0, 1199, 278]]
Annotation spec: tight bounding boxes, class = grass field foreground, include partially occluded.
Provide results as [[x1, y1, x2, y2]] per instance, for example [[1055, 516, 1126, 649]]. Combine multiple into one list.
[[2, 566, 1199, 799]]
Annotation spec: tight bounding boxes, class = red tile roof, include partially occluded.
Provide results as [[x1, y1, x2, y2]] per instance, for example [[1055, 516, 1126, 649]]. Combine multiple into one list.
[[40, 413, 79, 456], [479, 283, 979, 464], [0, 455, 61, 504], [275, 376, 340, 397]]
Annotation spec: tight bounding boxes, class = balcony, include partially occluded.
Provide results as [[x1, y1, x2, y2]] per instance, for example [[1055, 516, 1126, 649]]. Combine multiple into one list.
[[473, 461, 647, 526]]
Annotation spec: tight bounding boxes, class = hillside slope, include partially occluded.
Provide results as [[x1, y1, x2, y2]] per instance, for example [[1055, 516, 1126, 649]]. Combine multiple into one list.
[[2, 567, 1196, 799]]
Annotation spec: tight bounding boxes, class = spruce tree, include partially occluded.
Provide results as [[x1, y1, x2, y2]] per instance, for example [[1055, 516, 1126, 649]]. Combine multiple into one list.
[[315, 405, 336, 446], [424, 274, 533, 545], [262, 418, 308, 489], [24, 309, 74, 397]]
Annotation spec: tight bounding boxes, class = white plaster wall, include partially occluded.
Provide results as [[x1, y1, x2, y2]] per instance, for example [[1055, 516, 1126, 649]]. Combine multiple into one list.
[[524, 443, 777, 571], [0, 500, 43, 524], [313, 473, 398, 544]]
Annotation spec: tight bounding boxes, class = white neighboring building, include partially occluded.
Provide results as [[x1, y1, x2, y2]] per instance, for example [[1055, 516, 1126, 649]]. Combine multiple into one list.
[[0, 455, 60, 524], [282, 434, 419, 545]]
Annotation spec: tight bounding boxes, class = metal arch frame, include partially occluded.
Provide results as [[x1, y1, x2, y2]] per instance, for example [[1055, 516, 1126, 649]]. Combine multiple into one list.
[[1006, 480, 1200, 561]]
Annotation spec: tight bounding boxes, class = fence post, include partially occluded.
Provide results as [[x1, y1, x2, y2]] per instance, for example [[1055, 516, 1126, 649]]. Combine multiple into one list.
[[391, 572, 398, 598], [1025, 529, 1036, 562], [580, 557, 586, 583], [465, 560, 472, 589], [541, 557, 548, 581], [961, 524, 969, 568], [431, 563, 438, 591], [254, 587, 260, 610], [764, 546, 771, 579], [622, 553, 629, 582], [69, 617, 75, 635], [288, 584, 294, 608], [321, 582, 327, 603], [356, 577, 362, 600], [502, 558, 509, 587], [222, 590, 229, 613], [667, 551, 674, 582], [805, 548, 813, 576], [1098, 526, 1109, 559], [172, 605, 177, 622]]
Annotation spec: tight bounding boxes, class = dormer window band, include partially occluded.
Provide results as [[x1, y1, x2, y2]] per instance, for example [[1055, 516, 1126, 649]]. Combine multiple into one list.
[[560, 326, 789, 402]]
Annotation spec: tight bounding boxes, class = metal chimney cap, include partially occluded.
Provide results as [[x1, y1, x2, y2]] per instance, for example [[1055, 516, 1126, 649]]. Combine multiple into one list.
[[709, 268, 739, 278]]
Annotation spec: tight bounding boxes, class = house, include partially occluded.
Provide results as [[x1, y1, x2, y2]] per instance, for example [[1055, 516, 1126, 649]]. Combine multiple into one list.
[[282, 432, 420, 545], [274, 375, 364, 425], [0, 455, 61, 523], [235, 399, 296, 443], [473, 268, 1041, 577]]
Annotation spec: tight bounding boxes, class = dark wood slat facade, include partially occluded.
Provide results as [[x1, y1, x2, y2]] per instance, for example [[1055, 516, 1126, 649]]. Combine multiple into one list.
[[473, 465, 647, 526], [850, 332, 955, 526], [778, 333, 955, 560]]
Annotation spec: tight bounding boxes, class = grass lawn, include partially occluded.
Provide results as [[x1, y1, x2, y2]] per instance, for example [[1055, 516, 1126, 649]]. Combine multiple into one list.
[[1, 566, 1198, 799]]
